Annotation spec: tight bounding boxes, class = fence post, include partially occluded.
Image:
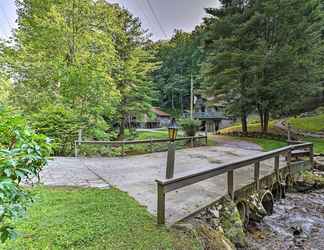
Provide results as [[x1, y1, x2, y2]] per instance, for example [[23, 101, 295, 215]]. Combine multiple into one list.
[[121, 143, 125, 157], [274, 155, 280, 181], [227, 170, 234, 200], [74, 141, 78, 157], [157, 182, 165, 224], [150, 138, 153, 153], [310, 144, 314, 168], [191, 137, 194, 148], [254, 162, 260, 190]]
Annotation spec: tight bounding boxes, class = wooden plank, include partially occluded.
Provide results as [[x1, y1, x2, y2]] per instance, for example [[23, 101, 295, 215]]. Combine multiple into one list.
[[227, 170, 234, 200], [287, 149, 292, 174], [157, 183, 166, 224], [310, 144, 314, 168], [254, 162, 260, 190], [274, 155, 280, 181]]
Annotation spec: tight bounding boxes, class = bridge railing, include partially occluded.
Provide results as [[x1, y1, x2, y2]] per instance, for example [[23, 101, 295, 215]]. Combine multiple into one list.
[[155, 142, 314, 224], [74, 135, 208, 157]]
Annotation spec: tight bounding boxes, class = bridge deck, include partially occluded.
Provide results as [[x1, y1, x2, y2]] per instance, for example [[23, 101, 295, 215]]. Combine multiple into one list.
[[43, 146, 287, 223]]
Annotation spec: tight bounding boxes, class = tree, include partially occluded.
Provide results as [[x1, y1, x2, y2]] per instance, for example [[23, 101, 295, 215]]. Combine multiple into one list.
[[201, 1, 257, 133], [152, 29, 203, 113], [0, 0, 156, 144], [201, 0, 323, 133], [110, 5, 156, 139]]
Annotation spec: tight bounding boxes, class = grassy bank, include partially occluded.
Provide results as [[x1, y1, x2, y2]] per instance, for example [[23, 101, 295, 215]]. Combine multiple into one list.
[[3, 187, 200, 250], [288, 114, 324, 133]]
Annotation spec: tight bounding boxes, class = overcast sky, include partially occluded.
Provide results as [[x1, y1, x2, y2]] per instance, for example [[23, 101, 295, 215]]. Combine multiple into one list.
[[0, 0, 220, 41]]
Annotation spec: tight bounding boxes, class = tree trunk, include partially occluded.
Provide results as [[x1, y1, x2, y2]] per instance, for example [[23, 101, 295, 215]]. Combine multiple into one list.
[[118, 114, 126, 140], [241, 112, 248, 134], [263, 111, 269, 134], [258, 105, 264, 131]]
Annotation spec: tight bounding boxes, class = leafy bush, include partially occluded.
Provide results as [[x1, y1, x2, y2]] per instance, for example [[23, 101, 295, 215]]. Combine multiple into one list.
[[29, 104, 80, 156], [0, 107, 51, 242], [30, 104, 116, 156], [180, 118, 201, 136]]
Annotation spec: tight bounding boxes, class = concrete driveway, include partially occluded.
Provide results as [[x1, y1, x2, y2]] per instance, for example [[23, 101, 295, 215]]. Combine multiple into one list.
[[42, 145, 286, 223]]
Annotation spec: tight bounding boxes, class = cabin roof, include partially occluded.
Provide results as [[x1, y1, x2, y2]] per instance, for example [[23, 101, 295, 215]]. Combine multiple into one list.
[[151, 107, 171, 117]]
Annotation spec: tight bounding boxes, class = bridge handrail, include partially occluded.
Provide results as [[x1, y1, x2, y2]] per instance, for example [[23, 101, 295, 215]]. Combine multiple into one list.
[[155, 142, 314, 224]]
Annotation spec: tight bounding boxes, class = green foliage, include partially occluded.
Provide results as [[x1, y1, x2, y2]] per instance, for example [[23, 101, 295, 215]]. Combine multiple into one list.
[[201, 0, 323, 133], [0, 107, 51, 243], [2, 187, 200, 249], [151, 29, 204, 111], [288, 114, 324, 133], [29, 104, 80, 155], [1, 0, 156, 147], [180, 118, 201, 136]]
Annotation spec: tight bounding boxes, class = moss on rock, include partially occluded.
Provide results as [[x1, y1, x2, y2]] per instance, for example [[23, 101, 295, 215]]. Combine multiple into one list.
[[197, 225, 235, 250], [220, 196, 247, 248]]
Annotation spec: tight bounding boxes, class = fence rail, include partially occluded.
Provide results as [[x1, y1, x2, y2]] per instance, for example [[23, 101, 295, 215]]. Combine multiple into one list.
[[155, 142, 314, 224], [74, 135, 208, 157]]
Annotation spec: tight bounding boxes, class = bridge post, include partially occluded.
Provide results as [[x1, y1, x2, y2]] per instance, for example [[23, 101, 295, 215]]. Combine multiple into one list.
[[310, 144, 314, 168], [227, 170, 234, 200], [287, 149, 292, 174], [157, 183, 165, 224], [254, 162, 260, 190], [274, 155, 280, 181]]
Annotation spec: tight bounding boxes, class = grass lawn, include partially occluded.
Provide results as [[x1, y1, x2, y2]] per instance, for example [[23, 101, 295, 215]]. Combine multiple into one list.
[[239, 137, 288, 152], [288, 114, 324, 133], [219, 120, 285, 136], [3, 187, 200, 250], [305, 137, 324, 154]]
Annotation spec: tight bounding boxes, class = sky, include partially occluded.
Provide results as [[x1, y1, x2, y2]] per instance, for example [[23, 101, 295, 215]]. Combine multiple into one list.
[[0, 0, 220, 41]]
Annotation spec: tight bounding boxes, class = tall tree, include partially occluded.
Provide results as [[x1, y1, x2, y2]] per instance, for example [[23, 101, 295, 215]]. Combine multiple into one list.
[[201, 0, 323, 133], [201, 1, 256, 133]]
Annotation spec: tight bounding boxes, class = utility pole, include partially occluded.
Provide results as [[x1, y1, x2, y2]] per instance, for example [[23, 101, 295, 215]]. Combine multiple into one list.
[[190, 73, 193, 119]]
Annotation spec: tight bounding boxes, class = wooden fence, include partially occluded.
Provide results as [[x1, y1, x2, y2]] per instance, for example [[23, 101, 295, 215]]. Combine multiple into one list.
[[155, 142, 314, 224], [74, 135, 208, 157]]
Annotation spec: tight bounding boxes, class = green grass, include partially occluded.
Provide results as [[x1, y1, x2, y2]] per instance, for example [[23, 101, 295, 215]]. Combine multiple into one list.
[[305, 137, 324, 154], [238, 137, 288, 152], [3, 187, 199, 250], [219, 120, 285, 135], [288, 114, 324, 133]]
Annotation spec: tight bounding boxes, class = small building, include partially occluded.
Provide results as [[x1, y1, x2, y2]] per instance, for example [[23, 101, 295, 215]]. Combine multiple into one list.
[[184, 95, 233, 133], [133, 107, 171, 129]]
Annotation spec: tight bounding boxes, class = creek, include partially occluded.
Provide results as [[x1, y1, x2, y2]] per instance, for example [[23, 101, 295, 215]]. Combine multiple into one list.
[[246, 189, 324, 250]]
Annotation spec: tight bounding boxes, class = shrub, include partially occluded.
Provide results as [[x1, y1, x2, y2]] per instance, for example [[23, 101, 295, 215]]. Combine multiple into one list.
[[29, 104, 81, 156], [180, 118, 201, 137], [29, 104, 115, 156], [0, 106, 51, 242]]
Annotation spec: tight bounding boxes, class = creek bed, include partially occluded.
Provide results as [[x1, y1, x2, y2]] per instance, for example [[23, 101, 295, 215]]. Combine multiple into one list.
[[247, 189, 324, 250]]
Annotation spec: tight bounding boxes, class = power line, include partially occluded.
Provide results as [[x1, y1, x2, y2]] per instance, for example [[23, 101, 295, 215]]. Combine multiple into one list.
[[134, 0, 153, 26], [144, 0, 167, 38]]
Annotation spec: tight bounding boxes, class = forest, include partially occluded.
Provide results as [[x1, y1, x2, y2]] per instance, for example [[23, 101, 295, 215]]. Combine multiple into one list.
[[0, 0, 323, 155]]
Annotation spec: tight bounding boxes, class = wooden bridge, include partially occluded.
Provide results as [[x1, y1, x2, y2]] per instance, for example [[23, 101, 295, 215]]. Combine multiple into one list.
[[155, 142, 314, 224]]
